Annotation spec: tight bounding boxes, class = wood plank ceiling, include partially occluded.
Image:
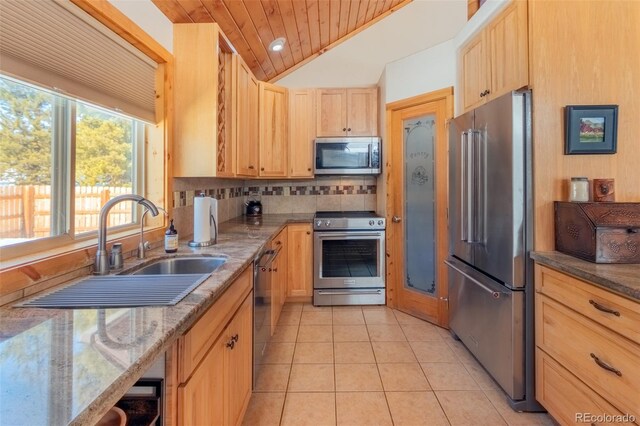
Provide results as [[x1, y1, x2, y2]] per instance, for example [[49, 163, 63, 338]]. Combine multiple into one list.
[[152, 0, 413, 82]]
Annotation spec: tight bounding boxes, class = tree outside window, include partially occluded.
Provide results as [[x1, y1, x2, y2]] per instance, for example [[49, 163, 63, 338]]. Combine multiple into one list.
[[0, 76, 143, 246]]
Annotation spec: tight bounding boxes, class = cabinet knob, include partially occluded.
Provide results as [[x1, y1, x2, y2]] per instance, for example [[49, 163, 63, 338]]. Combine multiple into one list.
[[226, 340, 235, 349], [342, 127, 347, 131], [306, 231, 311, 235], [307, 168, 312, 172], [347, 128, 351, 132], [261, 167, 265, 171], [231, 334, 239, 343], [273, 268, 278, 272], [248, 165, 255, 169]]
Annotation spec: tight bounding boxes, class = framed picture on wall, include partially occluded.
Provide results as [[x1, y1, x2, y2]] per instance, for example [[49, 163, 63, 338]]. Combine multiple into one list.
[[565, 105, 618, 154]]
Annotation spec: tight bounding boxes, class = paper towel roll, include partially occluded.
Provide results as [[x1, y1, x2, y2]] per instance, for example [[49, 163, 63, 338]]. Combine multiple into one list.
[[193, 196, 212, 243]]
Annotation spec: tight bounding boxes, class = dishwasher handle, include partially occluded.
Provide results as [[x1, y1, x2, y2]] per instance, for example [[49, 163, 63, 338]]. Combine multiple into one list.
[[257, 246, 283, 271]]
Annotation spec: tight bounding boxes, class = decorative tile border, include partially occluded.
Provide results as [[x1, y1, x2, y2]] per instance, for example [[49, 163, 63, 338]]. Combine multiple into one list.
[[173, 183, 376, 208], [172, 186, 244, 208], [245, 184, 376, 197]]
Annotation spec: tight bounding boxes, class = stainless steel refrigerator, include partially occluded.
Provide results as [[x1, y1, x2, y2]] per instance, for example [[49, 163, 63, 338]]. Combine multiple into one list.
[[447, 90, 541, 411]]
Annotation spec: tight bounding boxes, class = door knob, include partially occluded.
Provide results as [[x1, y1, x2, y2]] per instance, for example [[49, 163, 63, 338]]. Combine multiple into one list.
[[392, 216, 402, 223]]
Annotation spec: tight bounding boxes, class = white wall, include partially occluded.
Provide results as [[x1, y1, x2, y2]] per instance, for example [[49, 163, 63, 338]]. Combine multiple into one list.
[[108, 0, 173, 53], [384, 39, 456, 104]]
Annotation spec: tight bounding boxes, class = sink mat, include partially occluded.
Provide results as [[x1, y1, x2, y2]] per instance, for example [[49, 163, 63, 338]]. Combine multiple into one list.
[[16, 274, 210, 309]]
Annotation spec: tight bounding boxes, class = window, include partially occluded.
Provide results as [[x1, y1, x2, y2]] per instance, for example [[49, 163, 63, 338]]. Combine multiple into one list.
[[0, 75, 145, 247]]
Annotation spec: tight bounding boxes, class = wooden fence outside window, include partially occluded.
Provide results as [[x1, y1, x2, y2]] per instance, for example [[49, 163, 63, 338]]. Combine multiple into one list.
[[0, 185, 133, 239]]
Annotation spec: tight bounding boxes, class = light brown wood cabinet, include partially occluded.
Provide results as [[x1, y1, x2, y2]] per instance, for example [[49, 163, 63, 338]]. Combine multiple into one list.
[[270, 228, 288, 332], [236, 56, 259, 177], [459, 0, 528, 113], [173, 23, 235, 177], [286, 223, 313, 302], [316, 88, 378, 137], [288, 90, 316, 178], [259, 82, 288, 177], [534, 264, 640, 424], [176, 265, 253, 426]]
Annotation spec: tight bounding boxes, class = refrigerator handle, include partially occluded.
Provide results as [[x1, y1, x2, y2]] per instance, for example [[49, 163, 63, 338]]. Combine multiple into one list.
[[475, 129, 485, 245], [460, 131, 468, 242], [467, 129, 476, 243]]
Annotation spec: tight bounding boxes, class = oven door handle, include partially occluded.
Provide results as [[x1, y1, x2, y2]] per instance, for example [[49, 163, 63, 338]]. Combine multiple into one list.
[[316, 232, 383, 238], [317, 289, 383, 295]]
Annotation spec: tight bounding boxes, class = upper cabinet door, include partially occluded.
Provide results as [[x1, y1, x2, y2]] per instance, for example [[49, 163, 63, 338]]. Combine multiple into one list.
[[460, 33, 489, 112], [236, 56, 259, 177], [259, 82, 288, 177], [347, 88, 378, 136], [487, 0, 528, 100], [173, 23, 235, 177], [316, 89, 348, 136], [288, 90, 316, 177], [316, 88, 378, 136], [458, 0, 529, 114]]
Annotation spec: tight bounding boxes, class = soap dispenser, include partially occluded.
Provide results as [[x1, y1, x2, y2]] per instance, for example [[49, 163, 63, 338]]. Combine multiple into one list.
[[165, 219, 178, 253]]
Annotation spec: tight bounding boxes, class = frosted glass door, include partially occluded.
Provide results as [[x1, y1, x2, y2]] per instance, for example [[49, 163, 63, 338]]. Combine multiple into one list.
[[404, 115, 436, 296]]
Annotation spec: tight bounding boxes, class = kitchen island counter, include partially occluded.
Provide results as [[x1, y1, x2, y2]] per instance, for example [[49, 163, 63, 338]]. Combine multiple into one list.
[[0, 214, 312, 426]]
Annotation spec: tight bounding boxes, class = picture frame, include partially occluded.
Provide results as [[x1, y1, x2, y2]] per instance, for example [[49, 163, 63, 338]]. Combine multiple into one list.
[[565, 105, 618, 154]]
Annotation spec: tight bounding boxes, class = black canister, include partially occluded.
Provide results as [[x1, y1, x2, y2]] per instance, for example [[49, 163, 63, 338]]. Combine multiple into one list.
[[245, 192, 263, 216]]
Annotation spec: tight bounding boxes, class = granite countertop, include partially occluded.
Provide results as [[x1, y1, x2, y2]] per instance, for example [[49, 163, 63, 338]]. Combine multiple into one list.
[[0, 214, 313, 426], [531, 251, 640, 301]]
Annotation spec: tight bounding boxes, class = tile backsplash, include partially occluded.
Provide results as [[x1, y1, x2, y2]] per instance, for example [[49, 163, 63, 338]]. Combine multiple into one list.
[[172, 177, 377, 236], [247, 176, 377, 214], [172, 178, 245, 236]]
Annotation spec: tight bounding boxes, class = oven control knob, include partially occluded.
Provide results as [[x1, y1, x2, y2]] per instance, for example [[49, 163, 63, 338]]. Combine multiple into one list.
[[369, 220, 375, 226], [378, 220, 384, 226], [316, 220, 322, 227], [325, 220, 331, 227]]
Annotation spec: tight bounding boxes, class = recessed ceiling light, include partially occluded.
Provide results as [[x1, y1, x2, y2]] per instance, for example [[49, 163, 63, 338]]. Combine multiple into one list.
[[269, 37, 286, 52]]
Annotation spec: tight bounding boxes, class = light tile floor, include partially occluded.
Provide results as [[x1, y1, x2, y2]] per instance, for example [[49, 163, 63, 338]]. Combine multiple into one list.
[[243, 304, 555, 426]]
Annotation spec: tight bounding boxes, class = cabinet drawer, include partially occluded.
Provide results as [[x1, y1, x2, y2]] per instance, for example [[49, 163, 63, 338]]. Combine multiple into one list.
[[179, 264, 253, 382], [536, 265, 640, 344], [536, 349, 630, 426], [536, 295, 640, 419]]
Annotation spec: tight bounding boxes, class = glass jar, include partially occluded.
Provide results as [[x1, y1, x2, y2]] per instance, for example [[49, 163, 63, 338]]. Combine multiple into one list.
[[569, 177, 589, 202]]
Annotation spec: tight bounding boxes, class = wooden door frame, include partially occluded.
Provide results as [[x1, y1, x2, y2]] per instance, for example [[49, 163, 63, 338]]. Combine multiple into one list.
[[385, 87, 454, 326]]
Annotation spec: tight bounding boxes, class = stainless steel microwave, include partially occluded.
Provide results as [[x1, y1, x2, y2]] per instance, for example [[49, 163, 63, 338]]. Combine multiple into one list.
[[314, 137, 381, 175]]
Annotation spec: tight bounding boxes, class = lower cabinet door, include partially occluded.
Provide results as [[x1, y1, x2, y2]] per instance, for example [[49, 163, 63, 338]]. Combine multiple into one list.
[[179, 333, 225, 426], [226, 295, 253, 426], [536, 349, 626, 425], [287, 224, 313, 299]]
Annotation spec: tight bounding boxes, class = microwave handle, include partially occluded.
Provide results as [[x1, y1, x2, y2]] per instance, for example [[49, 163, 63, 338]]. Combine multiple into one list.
[[368, 143, 373, 168]]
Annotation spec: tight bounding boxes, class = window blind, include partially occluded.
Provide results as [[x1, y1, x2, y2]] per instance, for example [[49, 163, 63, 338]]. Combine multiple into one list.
[[0, 0, 157, 122]]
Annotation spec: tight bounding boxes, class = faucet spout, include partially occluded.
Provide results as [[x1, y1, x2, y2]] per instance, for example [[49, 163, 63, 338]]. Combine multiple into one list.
[[95, 194, 160, 275]]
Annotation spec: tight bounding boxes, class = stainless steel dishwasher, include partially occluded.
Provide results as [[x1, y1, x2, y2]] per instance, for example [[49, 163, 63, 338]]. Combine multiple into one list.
[[252, 245, 280, 386]]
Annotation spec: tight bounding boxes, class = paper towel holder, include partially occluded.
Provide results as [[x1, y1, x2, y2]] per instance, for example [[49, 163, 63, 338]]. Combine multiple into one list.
[[188, 193, 218, 248]]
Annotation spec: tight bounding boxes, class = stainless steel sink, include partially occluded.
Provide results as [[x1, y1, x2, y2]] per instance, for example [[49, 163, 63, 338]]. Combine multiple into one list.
[[131, 256, 226, 275], [17, 275, 211, 308], [17, 257, 228, 309]]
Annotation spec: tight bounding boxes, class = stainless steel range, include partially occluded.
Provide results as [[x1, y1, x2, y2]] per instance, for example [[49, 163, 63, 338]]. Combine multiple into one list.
[[313, 211, 386, 306]]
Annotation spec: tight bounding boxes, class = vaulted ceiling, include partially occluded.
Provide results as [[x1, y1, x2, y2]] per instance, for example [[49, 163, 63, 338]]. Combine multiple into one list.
[[151, 0, 413, 82]]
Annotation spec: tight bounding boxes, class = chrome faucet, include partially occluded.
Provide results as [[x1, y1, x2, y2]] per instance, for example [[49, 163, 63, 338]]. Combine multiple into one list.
[[95, 194, 159, 275], [138, 206, 168, 259]]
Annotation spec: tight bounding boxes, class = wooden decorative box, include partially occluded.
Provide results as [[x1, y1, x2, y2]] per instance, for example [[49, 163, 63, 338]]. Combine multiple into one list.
[[554, 202, 640, 263]]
